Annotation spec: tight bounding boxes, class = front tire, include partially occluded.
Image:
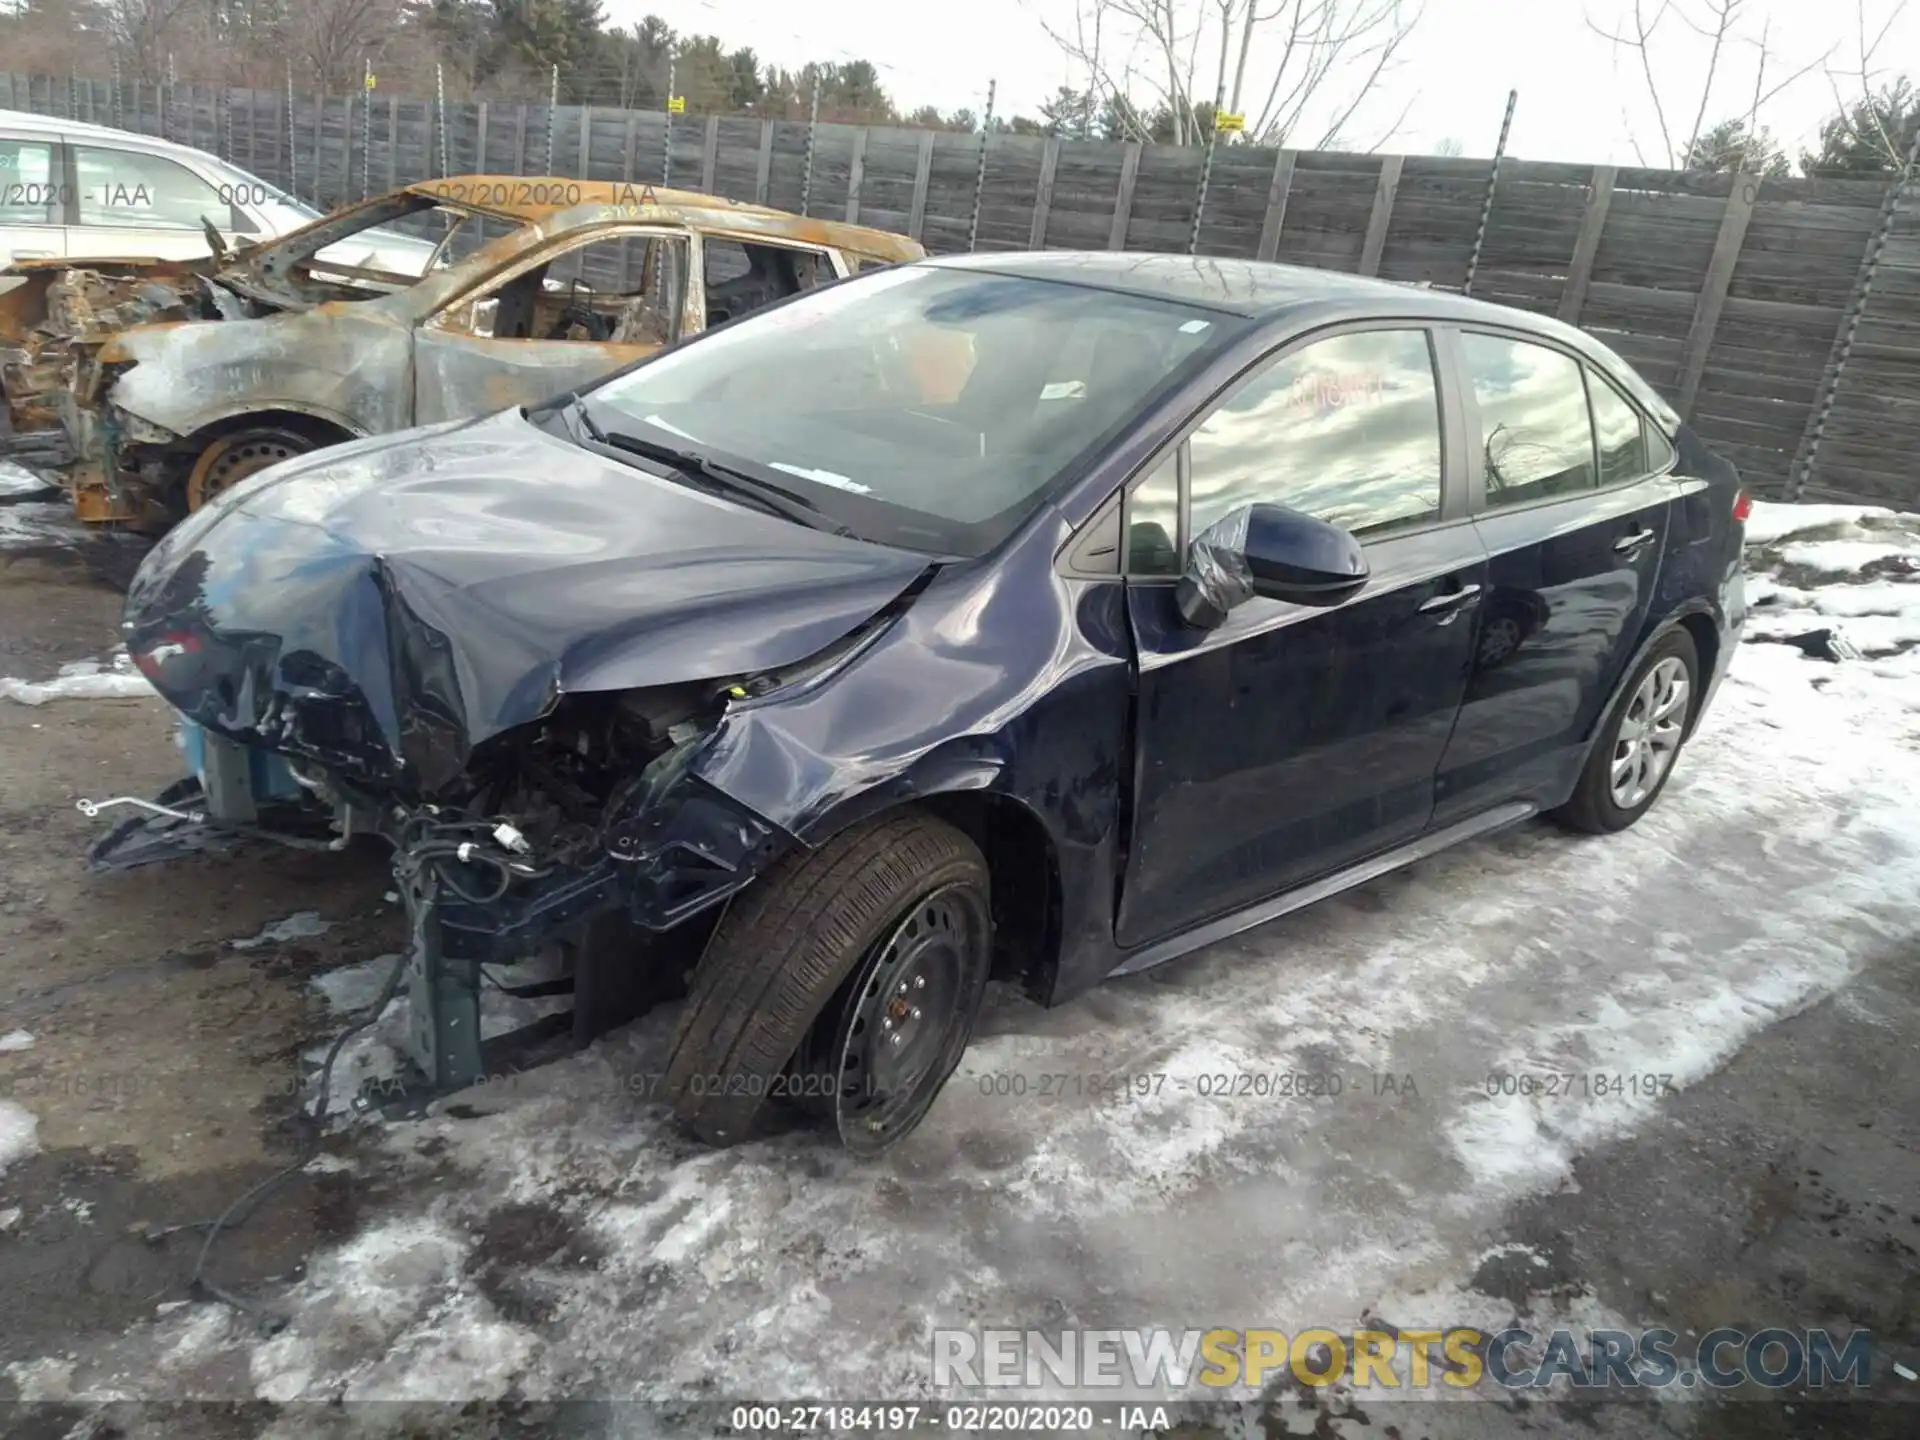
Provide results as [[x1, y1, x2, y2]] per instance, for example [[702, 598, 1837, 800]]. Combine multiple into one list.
[[664, 811, 991, 1152], [1552, 629, 1699, 834], [184, 425, 321, 510]]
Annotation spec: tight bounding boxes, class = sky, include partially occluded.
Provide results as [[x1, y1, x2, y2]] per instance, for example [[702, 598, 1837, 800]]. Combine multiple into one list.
[[610, 0, 1917, 166]]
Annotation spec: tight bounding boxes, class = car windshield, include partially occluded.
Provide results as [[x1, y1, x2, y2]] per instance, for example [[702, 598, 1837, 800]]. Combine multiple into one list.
[[579, 265, 1243, 556]]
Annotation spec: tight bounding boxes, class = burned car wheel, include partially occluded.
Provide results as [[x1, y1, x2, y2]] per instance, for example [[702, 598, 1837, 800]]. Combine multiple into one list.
[[186, 426, 322, 510], [665, 811, 991, 1153]]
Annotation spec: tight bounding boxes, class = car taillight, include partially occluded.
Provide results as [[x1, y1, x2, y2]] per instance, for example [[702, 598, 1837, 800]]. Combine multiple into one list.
[[1732, 489, 1752, 525]]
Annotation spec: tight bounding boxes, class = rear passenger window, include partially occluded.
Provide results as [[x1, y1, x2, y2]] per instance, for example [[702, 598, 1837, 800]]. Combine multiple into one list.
[[1588, 374, 1647, 485], [1187, 329, 1443, 540], [1462, 334, 1595, 507]]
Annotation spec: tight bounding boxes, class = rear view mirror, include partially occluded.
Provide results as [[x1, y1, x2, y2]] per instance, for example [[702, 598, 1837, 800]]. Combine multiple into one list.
[[1176, 503, 1368, 629]]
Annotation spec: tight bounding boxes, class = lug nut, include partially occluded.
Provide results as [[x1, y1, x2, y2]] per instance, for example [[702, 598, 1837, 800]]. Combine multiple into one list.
[[910, 1008, 922, 1021], [913, 975, 926, 990], [890, 1033, 905, 1048]]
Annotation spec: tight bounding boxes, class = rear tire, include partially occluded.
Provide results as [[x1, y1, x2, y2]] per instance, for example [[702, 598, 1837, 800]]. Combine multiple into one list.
[[1552, 628, 1699, 835], [664, 810, 991, 1152]]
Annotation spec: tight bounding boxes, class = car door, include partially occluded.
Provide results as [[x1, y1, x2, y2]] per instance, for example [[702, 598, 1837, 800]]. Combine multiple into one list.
[[0, 132, 67, 288], [64, 142, 247, 263], [1117, 325, 1488, 948], [1431, 329, 1677, 824], [412, 228, 694, 426]]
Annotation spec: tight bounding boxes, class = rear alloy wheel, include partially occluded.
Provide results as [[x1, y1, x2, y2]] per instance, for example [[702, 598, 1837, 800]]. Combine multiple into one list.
[[1552, 628, 1699, 834], [664, 811, 991, 1153], [185, 427, 318, 510]]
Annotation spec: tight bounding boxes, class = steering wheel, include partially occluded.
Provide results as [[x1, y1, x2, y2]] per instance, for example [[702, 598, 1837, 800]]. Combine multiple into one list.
[[542, 277, 614, 341]]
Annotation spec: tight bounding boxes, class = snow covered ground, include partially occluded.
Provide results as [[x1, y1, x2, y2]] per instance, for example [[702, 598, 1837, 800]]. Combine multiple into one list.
[[4, 500, 1919, 1420]]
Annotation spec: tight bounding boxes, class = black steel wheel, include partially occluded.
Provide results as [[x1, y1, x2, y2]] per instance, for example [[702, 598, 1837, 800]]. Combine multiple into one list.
[[824, 882, 990, 1153], [665, 810, 991, 1151]]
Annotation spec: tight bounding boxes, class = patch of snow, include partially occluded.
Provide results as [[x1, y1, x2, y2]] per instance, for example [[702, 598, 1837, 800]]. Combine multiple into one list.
[[0, 1099, 39, 1176], [62, 1196, 94, 1224], [0, 500, 82, 550], [230, 911, 332, 949], [1776, 538, 1918, 575], [0, 1205, 21, 1234], [0, 653, 156, 705], [311, 954, 401, 1013], [0, 459, 55, 498], [0, 1028, 34, 1052], [2, 1356, 75, 1401], [1744, 500, 1896, 546]]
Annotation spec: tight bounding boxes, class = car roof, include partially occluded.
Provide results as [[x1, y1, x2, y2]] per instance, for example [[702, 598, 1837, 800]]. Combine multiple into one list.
[[927, 250, 1562, 327], [924, 250, 1675, 420], [402, 176, 925, 263], [0, 106, 238, 170]]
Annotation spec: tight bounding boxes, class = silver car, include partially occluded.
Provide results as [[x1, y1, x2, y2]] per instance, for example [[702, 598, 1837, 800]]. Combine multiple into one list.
[[0, 107, 437, 285]]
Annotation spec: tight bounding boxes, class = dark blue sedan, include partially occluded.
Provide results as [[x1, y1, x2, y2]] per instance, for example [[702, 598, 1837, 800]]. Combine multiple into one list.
[[105, 253, 1749, 1152]]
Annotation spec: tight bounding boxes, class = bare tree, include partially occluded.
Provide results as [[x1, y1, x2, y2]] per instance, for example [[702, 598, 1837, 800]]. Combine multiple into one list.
[[1036, 0, 1422, 149], [1820, 0, 1913, 170], [1587, 0, 1833, 168], [286, 0, 400, 93], [102, 0, 199, 83]]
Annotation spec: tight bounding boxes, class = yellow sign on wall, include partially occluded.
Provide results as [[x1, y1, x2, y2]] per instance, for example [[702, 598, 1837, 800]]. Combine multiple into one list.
[[667, 96, 686, 114], [1215, 112, 1245, 133]]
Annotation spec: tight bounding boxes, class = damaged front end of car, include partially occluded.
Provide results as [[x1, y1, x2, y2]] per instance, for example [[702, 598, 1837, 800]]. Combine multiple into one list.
[[76, 410, 935, 1094], [86, 616, 909, 1092]]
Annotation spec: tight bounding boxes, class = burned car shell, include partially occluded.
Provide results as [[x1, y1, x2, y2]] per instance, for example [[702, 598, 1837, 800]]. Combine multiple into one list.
[[0, 179, 923, 523]]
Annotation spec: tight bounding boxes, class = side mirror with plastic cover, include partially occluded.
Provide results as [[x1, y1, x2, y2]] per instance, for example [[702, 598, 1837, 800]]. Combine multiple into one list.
[[1175, 503, 1369, 629]]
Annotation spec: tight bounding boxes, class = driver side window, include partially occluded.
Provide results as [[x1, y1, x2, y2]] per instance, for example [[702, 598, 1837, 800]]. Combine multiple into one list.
[[1187, 329, 1443, 541], [430, 232, 689, 345]]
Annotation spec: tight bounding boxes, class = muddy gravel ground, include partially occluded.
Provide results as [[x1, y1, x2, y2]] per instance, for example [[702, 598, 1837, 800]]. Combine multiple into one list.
[[1, 513, 1918, 1439], [0, 545, 405, 1367]]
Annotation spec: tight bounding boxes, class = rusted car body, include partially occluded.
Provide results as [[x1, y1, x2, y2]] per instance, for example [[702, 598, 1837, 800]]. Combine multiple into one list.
[[0, 177, 922, 525]]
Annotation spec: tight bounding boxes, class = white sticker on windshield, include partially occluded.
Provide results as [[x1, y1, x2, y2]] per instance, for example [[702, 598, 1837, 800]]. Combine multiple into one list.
[[1039, 381, 1086, 400], [770, 462, 873, 494], [1178, 319, 1212, 334]]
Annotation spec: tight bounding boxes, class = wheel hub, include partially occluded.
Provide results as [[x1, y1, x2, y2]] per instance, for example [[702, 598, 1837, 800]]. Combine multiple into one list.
[[830, 886, 987, 1151], [1610, 655, 1689, 810]]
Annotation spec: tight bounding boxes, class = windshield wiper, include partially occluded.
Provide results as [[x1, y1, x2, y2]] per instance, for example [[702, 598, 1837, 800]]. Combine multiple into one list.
[[564, 398, 853, 537]]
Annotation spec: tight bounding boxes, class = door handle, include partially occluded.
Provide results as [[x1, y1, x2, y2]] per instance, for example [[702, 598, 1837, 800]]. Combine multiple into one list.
[[1418, 582, 1483, 614], [1613, 527, 1656, 555]]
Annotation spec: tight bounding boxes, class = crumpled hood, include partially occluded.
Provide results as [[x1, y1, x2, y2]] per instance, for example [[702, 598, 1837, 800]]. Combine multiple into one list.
[[122, 409, 929, 794]]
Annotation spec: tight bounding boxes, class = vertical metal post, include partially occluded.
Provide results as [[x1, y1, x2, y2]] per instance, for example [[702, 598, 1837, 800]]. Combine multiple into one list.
[[111, 52, 121, 130], [222, 84, 233, 161], [437, 64, 449, 178], [1461, 89, 1517, 297], [1789, 116, 1920, 500], [362, 58, 373, 199], [663, 58, 676, 185], [967, 78, 997, 252], [1189, 121, 1221, 255], [546, 64, 558, 173], [799, 74, 820, 215], [286, 62, 296, 199]]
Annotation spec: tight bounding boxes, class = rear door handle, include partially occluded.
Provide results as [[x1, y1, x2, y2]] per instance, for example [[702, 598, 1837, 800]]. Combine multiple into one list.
[[1418, 582, 1483, 614], [1614, 527, 1656, 555]]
